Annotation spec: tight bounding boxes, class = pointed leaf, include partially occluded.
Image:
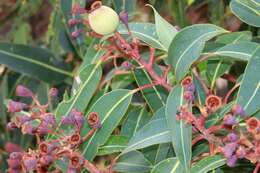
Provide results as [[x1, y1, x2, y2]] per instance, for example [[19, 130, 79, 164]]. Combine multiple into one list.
[[168, 24, 227, 82], [117, 23, 166, 50], [191, 155, 226, 173], [148, 5, 178, 49], [237, 46, 260, 115], [230, 0, 260, 27], [151, 158, 182, 173], [0, 43, 72, 83], [113, 151, 153, 173], [55, 63, 102, 120], [166, 85, 192, 172], [81, 89, 133, 160]]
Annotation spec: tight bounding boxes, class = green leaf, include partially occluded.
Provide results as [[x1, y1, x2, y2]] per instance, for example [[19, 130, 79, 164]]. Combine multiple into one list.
[[230, 0, 260, 27], [237, 46, 260, 115], [216, 31, 252, 44], [55, 63, 102, 120], [168, 24, 227, 82], [113, 151, 153, 173], [191, 155, 226, 173], [81, 89, 133, 160], [121, 107, 151, 139], [117, 23, 166, 50], [0, 43, 72, 83], [166, 85, 192, 172], [134, 68, 167, 112], [97, 135, 128, 156], [148, 5, 178, 49], [151, 158, 182, 173], [213, 42, 259, 61], [124, 117, 171, 153]]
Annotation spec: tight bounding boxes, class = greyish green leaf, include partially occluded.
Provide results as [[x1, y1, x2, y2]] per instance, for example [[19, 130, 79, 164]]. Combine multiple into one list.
[[81, 89, 133, 160], [113, 151, 153, 173], [117, 23, 166, 50], [123, 117, 171, 153], [97, 135, 128, 156], [151, 158, 182, 173], [237, 46, 260, 115], [216, 31, 252, 44], [55, 63, 102, 120], [230, 0, 260, 27], [166, 85, 192, 172], [168, 24, 227, 82], [191, 155, 226, 173], [0, 43, 72, 83], [213, 42, 259, 61], [148, 5, 178, 49]]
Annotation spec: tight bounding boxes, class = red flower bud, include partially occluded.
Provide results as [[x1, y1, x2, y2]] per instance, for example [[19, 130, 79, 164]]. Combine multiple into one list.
[[205, 95, 222, 112], [39, 142, 57, 155], [183, 91, 195, 102], [246, 117, 259, 133], [69, 153, 84, 169], [15, 85, 33, 97], [181, 76, 193, 88], [5, 142, 22, 153], [87, 112, 101, 129]]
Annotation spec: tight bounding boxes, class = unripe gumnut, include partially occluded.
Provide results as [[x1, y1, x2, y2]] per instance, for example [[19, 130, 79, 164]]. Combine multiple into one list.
[[88, 2, 119, 35]]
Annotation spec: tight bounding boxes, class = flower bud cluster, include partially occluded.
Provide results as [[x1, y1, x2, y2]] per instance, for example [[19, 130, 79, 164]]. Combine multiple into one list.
[[6, 85, 101, 172]]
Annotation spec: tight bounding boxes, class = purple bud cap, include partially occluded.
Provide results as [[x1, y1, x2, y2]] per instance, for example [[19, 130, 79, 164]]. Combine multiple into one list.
[[49, 88, 58, 97], [23, 155, 37, 171], [185, 84, 196, 93], [227, 155, 237, 167], [15, 85, 33, 97], [232, 104, 246, 117], [71, 109, 84, 129], [61, 115, 74, 125], [15, 115, 31, 126], [224, 114, 237, 126], [9, 152, 23, 160], [39, 155, 54, 166], [37, 122, 50, 135], [119, 11, 129, 26], [183, 91, 195, 102], [222, 142, 238, 158], [7, 101, 27, 113], [227, 132, 238, 142], [42, 113, 56, 126]]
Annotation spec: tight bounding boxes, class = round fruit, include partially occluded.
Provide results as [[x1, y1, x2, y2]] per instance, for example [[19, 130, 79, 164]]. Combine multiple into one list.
[[88, 5, 119, 35]]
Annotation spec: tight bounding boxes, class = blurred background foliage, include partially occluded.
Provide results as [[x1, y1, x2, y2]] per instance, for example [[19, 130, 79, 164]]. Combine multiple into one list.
[[0, 0, 259, 171]]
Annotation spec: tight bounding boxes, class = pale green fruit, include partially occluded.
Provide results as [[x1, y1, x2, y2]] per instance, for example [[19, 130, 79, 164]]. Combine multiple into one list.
[[88, 6, 119, 35]]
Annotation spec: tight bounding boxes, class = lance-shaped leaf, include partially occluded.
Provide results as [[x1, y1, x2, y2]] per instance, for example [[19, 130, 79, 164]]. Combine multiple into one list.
[[237, 47, 260, 115], [117, 23, 166, 50], [216, 31, 252, 44], [213, 42, 259, 61], [191, 155, 226, 173], [134, 68, 167, 112], [81, 89, 133, 160], [148, 5, 178, 49], [121, 107, 151, 139], [55, 63, 102, 120], [113, 151, 153, 173], [97, 135, 128, 156], [166, 85, 192, 172], [230, 0, 260, 27], [124, 117, 171, 153], [151, 158, 182, 173], [0, 43, 72, 83], [168, 24, 227, 82]]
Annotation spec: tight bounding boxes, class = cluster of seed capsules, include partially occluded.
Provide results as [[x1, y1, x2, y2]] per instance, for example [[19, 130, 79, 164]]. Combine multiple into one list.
[[6, 85, 101, 173], [177, 76, 260, 168]]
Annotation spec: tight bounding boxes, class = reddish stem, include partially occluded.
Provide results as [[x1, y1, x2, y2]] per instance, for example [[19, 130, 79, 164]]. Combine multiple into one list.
[[253, 163, 260, 173], [192, 135, 204, 146], [209, 142, 214, 156]]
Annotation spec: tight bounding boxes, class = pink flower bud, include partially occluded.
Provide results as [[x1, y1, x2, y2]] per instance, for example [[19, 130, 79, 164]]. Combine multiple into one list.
[[224, 114, 237, 126], [37, 122, 51, 135], [15, 115, 31, 126], [15, 85, 33, 97], [222, 142, 238, 158], [227, 132, 238, 142], [6, 122, 17, 131], [7, 101, 27, 113], [231, 104, 245, 117], [22, 155, 37, 171], [5, 143, 22, 153], [236, 146, 246, 159], [183, 91, 195, 102], [42, 113, 56, 126], [226, 155, 237, 167], [39, 155, 54, 166]]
